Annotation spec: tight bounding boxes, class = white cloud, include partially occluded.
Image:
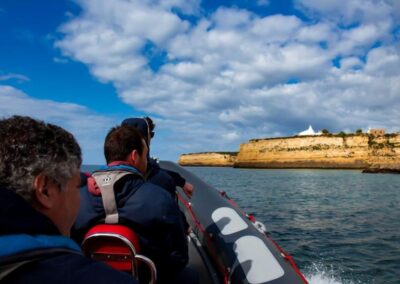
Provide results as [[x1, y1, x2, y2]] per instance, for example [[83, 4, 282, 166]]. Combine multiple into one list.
[[295, 0, 394, 25], [340, 57, 363, 70], [365, 46, 400, 76], [56, 0, 190, 86], [0, 85, 117, 164], [333, 22, 392, 56], [0, 73, 30, 83], [65, 11, 74, 18], [163, 62, 206, 82], [295, 22, 336, 43], [220, 105, 265, 124], [212, 8, 253, 29], [222, 131, 240, 142], [250, 14, 302, 43], [54, 0, 400, 159], [257, 0, 270, 7], [153, 0, 200, 15], [53, 57, 69, 64]]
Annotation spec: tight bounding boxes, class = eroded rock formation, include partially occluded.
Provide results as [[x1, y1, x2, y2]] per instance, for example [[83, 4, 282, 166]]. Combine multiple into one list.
[[236, 134, 400, 169], [178, 152, 237, 167], [179, 134, 400, 171]]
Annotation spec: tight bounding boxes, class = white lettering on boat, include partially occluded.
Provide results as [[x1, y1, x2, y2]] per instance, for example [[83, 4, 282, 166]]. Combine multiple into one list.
[[211, 207, 248, 235], [234, 236, 285, 283]]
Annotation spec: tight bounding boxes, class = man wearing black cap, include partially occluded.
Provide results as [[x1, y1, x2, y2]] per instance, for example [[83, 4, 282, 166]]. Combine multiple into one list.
[[121, 117, 194, 198]]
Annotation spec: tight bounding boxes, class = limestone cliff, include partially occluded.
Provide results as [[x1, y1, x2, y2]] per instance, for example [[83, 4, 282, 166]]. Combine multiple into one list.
[[179, 152, 238, 167], [235, 134, 400, 169]]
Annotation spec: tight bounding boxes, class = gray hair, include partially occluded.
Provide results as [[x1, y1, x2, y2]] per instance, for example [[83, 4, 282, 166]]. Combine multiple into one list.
[[0, 116, 82, 203]]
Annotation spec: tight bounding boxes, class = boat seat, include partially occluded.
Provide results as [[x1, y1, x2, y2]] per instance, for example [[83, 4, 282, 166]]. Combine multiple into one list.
[[81, 224, 157, 284]]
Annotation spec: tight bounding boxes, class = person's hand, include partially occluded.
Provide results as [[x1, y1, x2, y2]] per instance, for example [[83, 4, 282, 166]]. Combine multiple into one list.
[[183, 182, 194, 198]]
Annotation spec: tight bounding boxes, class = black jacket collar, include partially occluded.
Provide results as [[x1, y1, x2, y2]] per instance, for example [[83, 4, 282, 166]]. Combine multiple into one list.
[[0, 186, 60, 236]]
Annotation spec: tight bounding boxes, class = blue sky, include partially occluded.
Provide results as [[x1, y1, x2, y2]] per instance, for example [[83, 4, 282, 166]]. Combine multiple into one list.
[[1, 0, 399, 164]]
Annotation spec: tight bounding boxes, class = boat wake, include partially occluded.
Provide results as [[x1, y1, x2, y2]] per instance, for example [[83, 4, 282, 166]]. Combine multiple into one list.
[[303, 262, 362, 284]]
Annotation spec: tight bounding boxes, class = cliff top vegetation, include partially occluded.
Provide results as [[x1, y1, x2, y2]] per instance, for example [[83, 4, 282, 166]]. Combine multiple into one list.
[[249, 132, 399, 142]]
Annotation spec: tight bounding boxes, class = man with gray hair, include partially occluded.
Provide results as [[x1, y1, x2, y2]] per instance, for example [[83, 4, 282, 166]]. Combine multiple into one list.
[[0, 116, 136, 283]]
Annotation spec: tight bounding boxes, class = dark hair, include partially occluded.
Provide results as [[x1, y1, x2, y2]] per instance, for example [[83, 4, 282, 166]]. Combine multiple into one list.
[[0, 116, 82, 203], [104, 125, 145, 164]]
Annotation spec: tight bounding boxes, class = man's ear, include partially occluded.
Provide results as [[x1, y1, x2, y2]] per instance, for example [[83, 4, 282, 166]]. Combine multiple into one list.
[[129, 149, 138, 164], [33, 173, 53, 209]]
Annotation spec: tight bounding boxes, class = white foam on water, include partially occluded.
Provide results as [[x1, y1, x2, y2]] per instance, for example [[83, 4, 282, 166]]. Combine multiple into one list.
[[303, 262, 361, 284], [306, 272, 343, 284]]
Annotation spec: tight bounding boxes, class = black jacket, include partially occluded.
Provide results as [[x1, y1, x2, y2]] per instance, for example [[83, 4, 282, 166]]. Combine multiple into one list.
[[74, 164, 189, 282], [146, 158, 177, 197], [0, 186, 135, 284]]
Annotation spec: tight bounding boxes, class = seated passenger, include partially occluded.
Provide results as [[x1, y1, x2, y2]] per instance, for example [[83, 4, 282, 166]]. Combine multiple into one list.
[[0, 116, 135, 284], [121, 117, 192, 235], [121, 117, 194, 198], [74, 125, 196, 283]]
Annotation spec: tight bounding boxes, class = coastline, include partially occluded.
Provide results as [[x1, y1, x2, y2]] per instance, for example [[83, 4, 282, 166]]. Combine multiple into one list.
[[178, 133, 400, 173]]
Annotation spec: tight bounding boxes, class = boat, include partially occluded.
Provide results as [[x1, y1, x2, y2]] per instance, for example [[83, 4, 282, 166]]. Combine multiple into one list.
[[159, 161, 308, 284]]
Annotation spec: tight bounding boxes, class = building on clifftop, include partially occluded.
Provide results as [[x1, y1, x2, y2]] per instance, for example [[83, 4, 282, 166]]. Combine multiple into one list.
[[298, 125, 322, 136]]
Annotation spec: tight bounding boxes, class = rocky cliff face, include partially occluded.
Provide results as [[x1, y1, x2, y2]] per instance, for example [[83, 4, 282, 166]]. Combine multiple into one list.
[[178, 134, 400, 170], [235, 134, 400, 169], [178, 152, 237, 167]]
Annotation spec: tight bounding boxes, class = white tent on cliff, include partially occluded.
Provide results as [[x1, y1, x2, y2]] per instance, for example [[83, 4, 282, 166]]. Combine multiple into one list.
[[298, 125, 321, 136]]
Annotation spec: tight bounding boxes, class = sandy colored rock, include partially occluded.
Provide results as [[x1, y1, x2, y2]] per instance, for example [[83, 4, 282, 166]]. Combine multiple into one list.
[[178, 134, 400, 170], [179, 152, 237, 167], [235, 134, 400, 169]]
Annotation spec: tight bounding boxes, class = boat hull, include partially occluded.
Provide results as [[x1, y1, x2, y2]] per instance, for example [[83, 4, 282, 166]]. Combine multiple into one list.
[[160, 161, 308, 284]]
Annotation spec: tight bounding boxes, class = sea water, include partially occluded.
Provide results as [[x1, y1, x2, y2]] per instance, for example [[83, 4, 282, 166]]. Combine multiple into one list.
[[187, 167, 400, 284], [82, 165, 400, 283]]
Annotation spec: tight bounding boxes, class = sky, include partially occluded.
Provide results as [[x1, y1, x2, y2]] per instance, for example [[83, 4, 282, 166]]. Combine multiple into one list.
[[0, 0, 399, 164]]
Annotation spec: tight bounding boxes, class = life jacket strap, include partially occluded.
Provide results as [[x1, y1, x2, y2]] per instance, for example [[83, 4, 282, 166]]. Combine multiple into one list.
[[92, 170, 137, 224]]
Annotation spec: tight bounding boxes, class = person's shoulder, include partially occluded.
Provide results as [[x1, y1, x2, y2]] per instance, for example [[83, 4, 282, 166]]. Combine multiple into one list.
[[136, 182, 178, 216], [148, 157, 160, 169], [10, 253, 136, 284], [147, 167, 176, 191], [139, 181, 174, 201]]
